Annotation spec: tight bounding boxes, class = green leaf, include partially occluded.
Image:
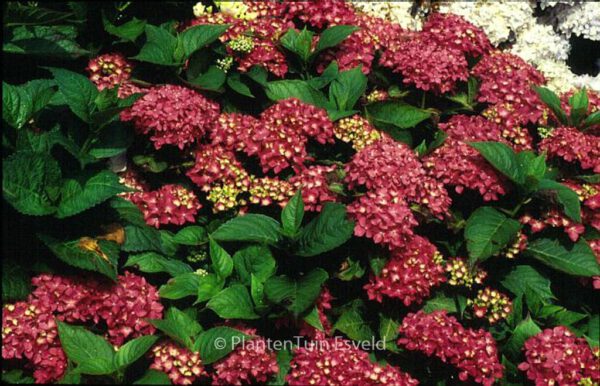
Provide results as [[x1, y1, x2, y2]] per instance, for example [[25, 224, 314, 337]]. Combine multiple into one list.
[[366, 101, 431, 129], [148, 307, 202, 350], [251, 274, 267, 310], [469, 142, 523, 184], [303, 306, 324, 331], [122, 225, 164, 253], [4, 25, 88, 58], [268, 349, 292, 386], [227, 73, 254, 98], [1, 370, 34, 384], [245, 66, 269, 86], [125, 252, 193, 277], [57, 170, 127, 218], [212, 214, 282, 245], [281, 189, 304, 237], [280, 28, 314, 62], [57, 322, 116, 371], [174, 226, 208, 246], [568, 88, 588, 126], [336, 257, 365, 281], [333, 302, 374, 342], [39, 235, 118, 280], [5, 2, 82, 26], [207, 284, 259, 319], [422, 293, 458, 314], [329, 65, 367, 111], [89, 123, 134, 158], [3, 80, 55, 129], [582, 111, 600, 128], [196, 273, 225, 303], [180, 24, 230, 58], [504, 318, 541, 358], [2, 260, 31, 302], [315, 25, 359, 53], [518, 151, 546, 186], [526, 238, 600, 276], [308, 61, 339, 89], [537, 179, 581, 223], [296, 203, 354, 257], [189, 65, 226, 91], [133, 25, 178, 65], [114, 335, 158, 369], [103, 13, 146, 42], [46, 67, 98, 123], [534, 86, 568, 124], [134, 370, 172, 385], [3, 151, 61, 216], [111, 197, 146, 226], [209, 238, 234, 279], [265, 80, 332, 110], [501, 265, 555, 304], [233, 245, 277, 285], [465, 207, 521, 263], [538, 305, 587, 326], [264, 268, 328, 317], [379, 315, 400, 351], [159, 272, 200, 300], [193, 327, 249, 365]]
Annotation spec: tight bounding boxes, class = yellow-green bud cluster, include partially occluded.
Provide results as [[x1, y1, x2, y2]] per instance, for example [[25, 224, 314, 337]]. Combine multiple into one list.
[[334, 115, 381, 151], [537, 126, 553, 139], [228, 36, 255, 54], [216, 56, 234, 73], [248, 177, 294, 206], [468, 287, 512, 324], [187, 250, 208, 263], [445, 258, 487, 288]]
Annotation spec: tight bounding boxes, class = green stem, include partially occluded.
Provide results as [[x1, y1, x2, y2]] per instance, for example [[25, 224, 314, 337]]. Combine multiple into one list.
[[420, 91, 427, 109]]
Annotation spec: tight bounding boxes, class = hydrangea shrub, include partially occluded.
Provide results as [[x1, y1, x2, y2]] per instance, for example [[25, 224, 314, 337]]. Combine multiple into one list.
[[2, 1, 599, 385]]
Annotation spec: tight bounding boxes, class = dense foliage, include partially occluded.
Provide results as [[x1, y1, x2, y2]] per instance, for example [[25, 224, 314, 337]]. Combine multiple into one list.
[[2, 1, 599, 385]]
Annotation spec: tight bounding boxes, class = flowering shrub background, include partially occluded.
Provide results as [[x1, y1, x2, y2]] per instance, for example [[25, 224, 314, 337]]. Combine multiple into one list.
[[2, 1, 600, 385]]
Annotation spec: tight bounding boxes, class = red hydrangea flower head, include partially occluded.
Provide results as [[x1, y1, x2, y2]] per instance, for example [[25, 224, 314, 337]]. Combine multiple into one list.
[[518, 326, 600, 386], [131, 184, 202, 228], [423, 13, 492, 57], [366, 89, 390, 103], [86, 53, 133, 90], [472, 51, 546, 125], [364, 235, 446, 305], [281, 0, 356, 29], [150, 340, 206, 385], [520, 209, 585, 242], [380, 34, 469, 94], [211, 325, 279, 385], [398, 310, 503, 385], [289, 165, 339, 211], [187, 145, 251, 192], [210, 113, 258, 151], [538, 126, 600, 173], [345, 137, 451, 218], [440, 114, 506, 142], [347, 188, 418, 250], [468, 287, 513, 324], [120, 85, 220, 149], [118, 168, 150, 201], [287, 337, 419, 385], [248, 177, 295, 207], [334, 115, 382, 151]]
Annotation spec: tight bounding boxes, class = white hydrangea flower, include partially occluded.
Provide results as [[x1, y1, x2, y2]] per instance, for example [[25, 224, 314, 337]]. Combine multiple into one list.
[[538, 0, 577, 10], [510, 22, 570, 65], [350, 1, 424, 30], [438, 1, 535, 46], [554, 1, 600, 40], [535, 59, 577, 93], [572, 74, 600, 93]]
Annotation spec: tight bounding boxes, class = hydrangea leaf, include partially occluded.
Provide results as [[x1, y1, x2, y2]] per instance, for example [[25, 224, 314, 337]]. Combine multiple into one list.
[[296, 203, 355, 257], [207, 284, 259, 319], [465, 207, 521, 263], [193, 327, 249, 365], [526, 237, 600, 277]]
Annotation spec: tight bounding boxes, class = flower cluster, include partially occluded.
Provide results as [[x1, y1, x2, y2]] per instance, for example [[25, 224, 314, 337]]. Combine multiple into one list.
[[130, 184, 202, 228], [350, 0, 424, 31], [345, 137, 451, 218], [2, 272, 162, 383], [468, 287, 513, 324], [86, 53, 132, 90], [422, 13, 491, 58], [334, 115, 381, 151], [289, 165, 339, 211], [553, 2, 600, 41], [520, 209, 585, 242], [150, 340, 206, 385], [287, 337, 419, 386], [398, 310, 504, 385], [518, 326, 600, 386], [280, 0, 356, 29], [538, 127, 600, 173], [121, 85, 220, 149], [211, 325, 279, 385], [445, 257, 487, 288], [248, 177, 294, 207], [187, 145, 251, 193], [364, 236, 446, 306]]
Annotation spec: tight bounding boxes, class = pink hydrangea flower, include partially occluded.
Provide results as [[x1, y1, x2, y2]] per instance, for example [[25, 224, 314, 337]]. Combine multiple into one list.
[[289, 165, 339, 211], [538, 127, 600, 173], [398, 310, 503, 385], [345, 137, 451, 218], [210, 113, 258, 152], [287, 337, 419, 385], [364, 236, 446, 305], [86, 53, 132, 90], [347, 188, 418, 250], [518, 326, 600, 386], [121, 85, 220, 149], [281, 0, 356, 29], [422, 13, 492, 57], [187, 145, 251, 192], [130, 184, 202, 228], [520, 210, 585, 242], [150, 340, 206, 385]]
